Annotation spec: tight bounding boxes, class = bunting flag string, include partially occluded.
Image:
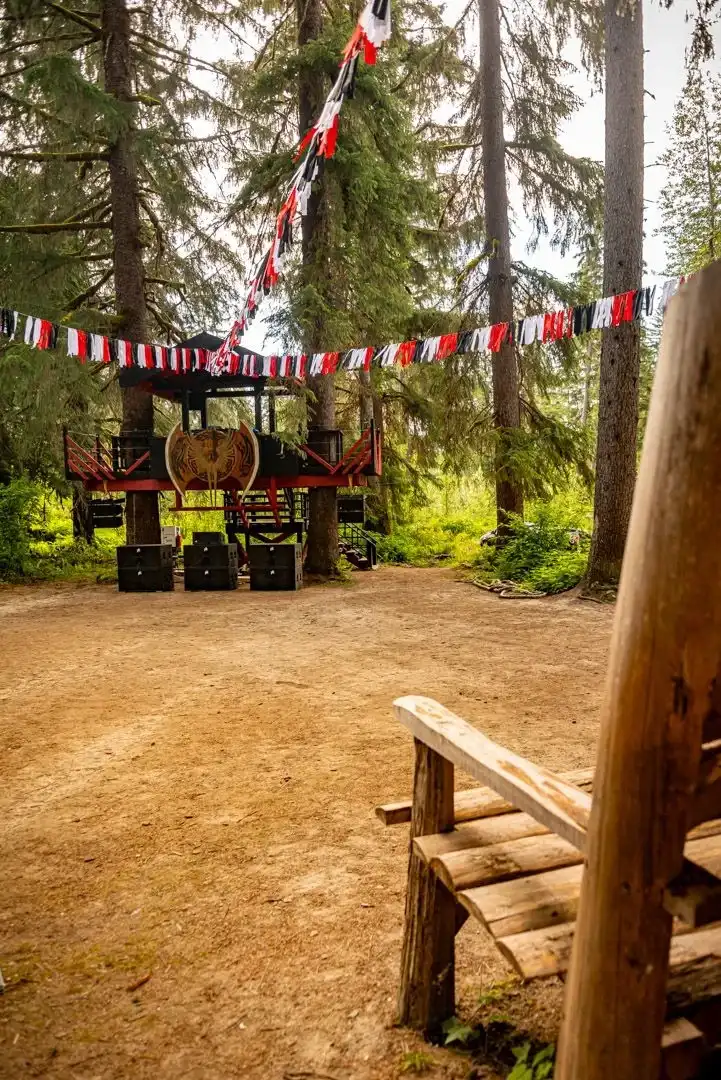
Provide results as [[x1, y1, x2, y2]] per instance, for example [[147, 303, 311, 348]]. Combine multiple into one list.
[[0, 276, 685, 382], [209, 0, 393, 374]]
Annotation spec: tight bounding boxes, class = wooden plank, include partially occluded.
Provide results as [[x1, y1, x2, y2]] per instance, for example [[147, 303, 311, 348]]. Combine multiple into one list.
[[458, 834, 721, 948], [691, 741, 721, 827], [413, 813, 550, 864], [398, 739, 456, 1034], [660, 1018, 705, 1080], [496, 919, 717, 987], [394, 696, 592, 850], [702, 671, 721, 743], [666, 926, 721, 1018], [459, 864, 584, 939], [375, 767, 594, 827], [557, 264, 721, 1080], [665, 830, 721, 928], [416, 814, 721, 872], [431, 832, 582, 893], [496, 920, 576, 980]]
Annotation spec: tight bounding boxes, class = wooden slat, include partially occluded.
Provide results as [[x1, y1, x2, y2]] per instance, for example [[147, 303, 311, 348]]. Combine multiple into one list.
[[667, 927, 721, 1017], [691, 741, 721, 828], [666, 832, 721, 928], [375, 767, 594, 827], [660, 1018, 705, 1080], [666, 861, 721, 929], [394, 696, 592, 850], [431, 832, 582, 893], [496, 919, 721, 994], [459, 864, 584, 939], [414, 812, 550, 864], [457, 832, 721, 948]]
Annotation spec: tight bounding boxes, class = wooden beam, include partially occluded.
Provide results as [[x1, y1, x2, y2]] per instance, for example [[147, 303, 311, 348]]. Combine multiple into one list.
[[376, 767, 593, 827], [459, 863, 584, 938], [413, 812, 551, 864], [691, 741, 721, 827], [398, 739, 456, 1034], [394, 697, 592, 850], [665, 831, 721, 928], [660, 1018, 705, 1080], [431, 832, 582, 894], [556, 264, 721, 1080], [496, 918, 719, 993]]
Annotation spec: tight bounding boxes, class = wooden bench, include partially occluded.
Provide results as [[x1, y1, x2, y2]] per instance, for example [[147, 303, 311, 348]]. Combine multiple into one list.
[[377, 695, 721, 1079]]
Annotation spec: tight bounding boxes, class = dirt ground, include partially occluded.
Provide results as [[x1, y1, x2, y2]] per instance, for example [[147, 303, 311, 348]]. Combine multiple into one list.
[[0, 567, 613, 1080]]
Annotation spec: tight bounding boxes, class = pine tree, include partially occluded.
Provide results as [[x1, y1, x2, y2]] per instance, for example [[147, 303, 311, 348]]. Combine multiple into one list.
[[658, 69, 721, 274], [0, 0, 248, 538], [229, 0, 466, 567], [448, 0, 602, 530], [585, 0, 644, 590]]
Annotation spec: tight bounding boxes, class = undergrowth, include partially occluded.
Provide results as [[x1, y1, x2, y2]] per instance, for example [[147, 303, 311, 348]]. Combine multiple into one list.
[[370, 489, 591, 594]]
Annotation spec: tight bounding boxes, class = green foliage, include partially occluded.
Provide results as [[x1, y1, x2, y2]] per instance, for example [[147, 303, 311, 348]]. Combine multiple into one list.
[[0, 479, 40, 578], [398, 1049, 435, 1074], [507, 1041, 555, 1080], [488, 507, 589, 594], [442, 1015, 481, 1047], [658, 69, 721, 275]]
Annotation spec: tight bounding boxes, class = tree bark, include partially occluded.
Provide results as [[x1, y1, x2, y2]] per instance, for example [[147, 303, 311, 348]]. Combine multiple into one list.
[[556, 263, 721, 1080], [359, 370, 390, 533], [101, 0, 160, 545], [585, 0, 644, 588], [297, 0, 338, 577], [479, 0, 523, 531], [72, 485, 95, 544]]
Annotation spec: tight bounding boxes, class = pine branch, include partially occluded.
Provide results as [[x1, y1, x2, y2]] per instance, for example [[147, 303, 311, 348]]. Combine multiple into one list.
[[0, 32, 87, 57], [0, 89, 104, 142], [138, 195, 166, 256], [146, 299, 181, 339], [66, 268, 113, 311], [62, 196, 112, 224], [0, 222, 112, 234], [42, 1, 101, 36], [0, 150, 109, 162], [130, 30, 230, 77]]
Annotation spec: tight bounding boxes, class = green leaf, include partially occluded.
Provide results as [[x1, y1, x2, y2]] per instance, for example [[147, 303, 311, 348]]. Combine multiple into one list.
[[441, 1016, 477, 1046]]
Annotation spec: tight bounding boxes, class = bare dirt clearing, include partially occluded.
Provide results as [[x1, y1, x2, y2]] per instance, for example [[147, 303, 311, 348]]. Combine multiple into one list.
[[0, 568, 612, 1080]]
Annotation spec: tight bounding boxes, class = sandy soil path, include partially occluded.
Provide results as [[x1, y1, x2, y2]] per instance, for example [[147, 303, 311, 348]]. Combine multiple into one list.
[[0, 568, 612, 1080]]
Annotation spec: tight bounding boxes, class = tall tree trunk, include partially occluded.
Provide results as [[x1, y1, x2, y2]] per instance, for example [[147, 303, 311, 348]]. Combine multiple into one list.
[[359, 370, 390, 533], [479, 0, 523, 531], [297, 0, 339, 577], [72, 485, 95, 544], [585, 0, 644, 589], [101, 0, 160, 546]]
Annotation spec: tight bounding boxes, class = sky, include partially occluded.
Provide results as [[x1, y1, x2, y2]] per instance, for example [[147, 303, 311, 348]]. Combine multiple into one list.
[[240, 0, 721, 352]]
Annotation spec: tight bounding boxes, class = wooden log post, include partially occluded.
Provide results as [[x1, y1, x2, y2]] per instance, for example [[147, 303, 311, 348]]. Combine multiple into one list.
[[556, 263, 721, 1079], [398, 738, 457, 1033]]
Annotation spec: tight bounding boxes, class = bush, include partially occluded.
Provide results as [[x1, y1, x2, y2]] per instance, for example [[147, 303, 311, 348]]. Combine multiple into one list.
[[0, 479, 40, 579], [487, 506, 590, 594]]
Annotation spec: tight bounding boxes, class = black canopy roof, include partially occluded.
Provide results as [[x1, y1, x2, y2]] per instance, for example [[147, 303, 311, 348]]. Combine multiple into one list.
[[116, 331, 284, 402]]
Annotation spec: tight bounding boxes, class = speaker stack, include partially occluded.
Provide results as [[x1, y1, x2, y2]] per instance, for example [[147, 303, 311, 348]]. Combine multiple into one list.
[[184, 541, 238, 591], [248, 543, 303, 591], [116, 544, 174, 592]]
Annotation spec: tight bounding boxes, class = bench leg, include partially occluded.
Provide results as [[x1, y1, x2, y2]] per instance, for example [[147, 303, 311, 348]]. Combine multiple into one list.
[[398, 739, 456, 1034]]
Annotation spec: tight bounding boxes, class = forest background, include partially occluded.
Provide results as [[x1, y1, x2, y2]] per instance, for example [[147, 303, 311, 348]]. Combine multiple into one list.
[[0, 0, 719, 593]]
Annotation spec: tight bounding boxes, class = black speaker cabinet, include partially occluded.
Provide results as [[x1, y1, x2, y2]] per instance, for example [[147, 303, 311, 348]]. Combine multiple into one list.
[[248, 543, 302, 591], [192, 531, 225, 546], [117, 544, 174, 592], [184, 543, 238, 590], [91, 498, 124, 529]]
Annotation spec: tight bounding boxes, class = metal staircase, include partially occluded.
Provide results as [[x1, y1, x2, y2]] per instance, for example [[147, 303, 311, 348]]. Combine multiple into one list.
[[339, 522, 378, 571]]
